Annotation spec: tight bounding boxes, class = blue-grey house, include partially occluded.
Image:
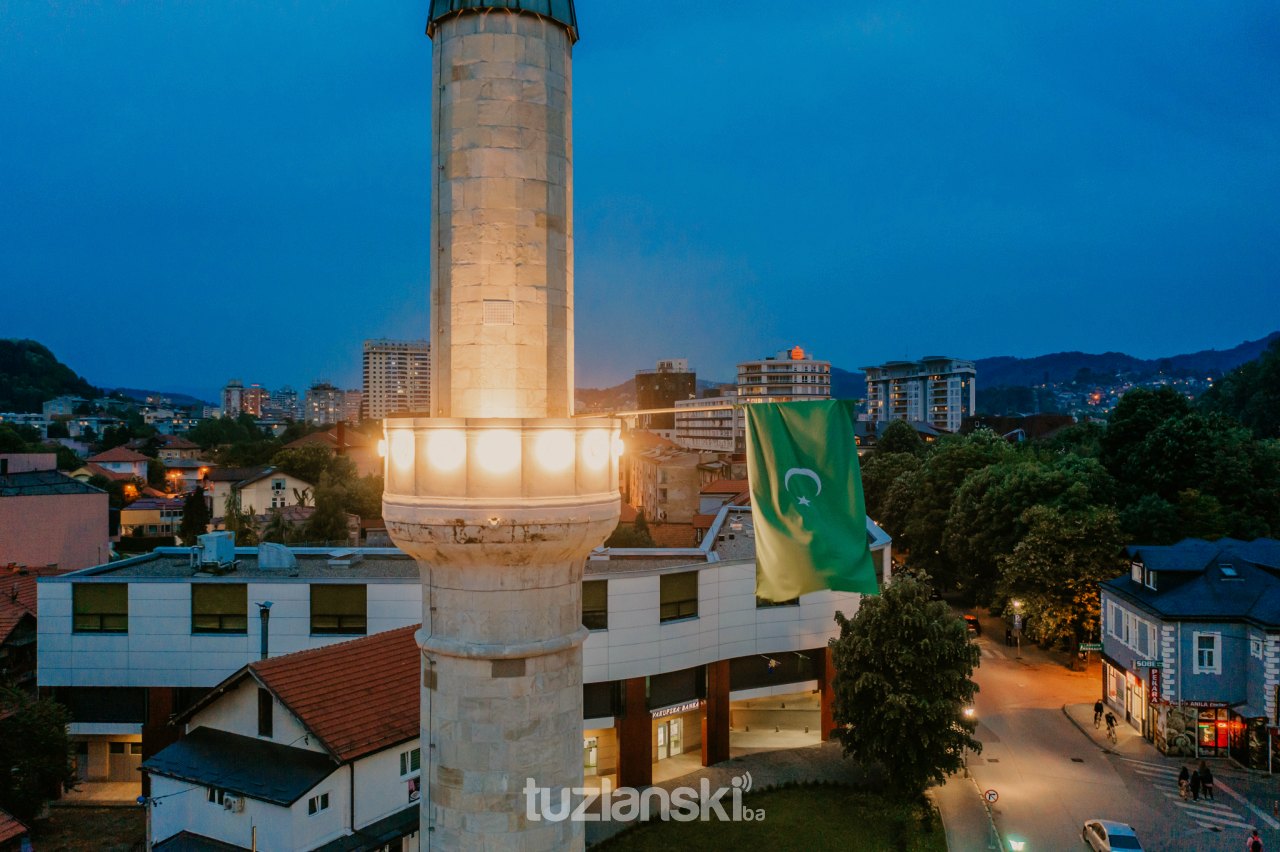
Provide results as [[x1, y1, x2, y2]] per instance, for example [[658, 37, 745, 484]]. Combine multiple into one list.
[[1100, 537, 1280, 770]]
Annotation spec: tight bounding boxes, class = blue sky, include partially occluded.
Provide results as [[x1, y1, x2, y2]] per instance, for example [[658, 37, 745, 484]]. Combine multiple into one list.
[[1, 1, 1277, 401]]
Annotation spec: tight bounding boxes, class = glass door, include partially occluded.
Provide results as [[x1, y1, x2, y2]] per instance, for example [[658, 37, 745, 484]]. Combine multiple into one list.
[[669, 719, 683, 757], [583, 737, 598, 776], [657, 722, 669, 760]]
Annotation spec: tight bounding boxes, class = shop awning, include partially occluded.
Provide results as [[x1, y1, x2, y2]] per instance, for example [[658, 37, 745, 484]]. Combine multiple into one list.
[[1233, 703, 1268, 719]]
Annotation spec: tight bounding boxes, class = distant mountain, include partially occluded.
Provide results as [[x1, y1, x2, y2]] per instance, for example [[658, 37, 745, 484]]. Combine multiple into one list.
[[831, 367, 865, 399], [0, 339, 99, 413], [108, 387, 213, 408], [974, 332, 1280, 388]]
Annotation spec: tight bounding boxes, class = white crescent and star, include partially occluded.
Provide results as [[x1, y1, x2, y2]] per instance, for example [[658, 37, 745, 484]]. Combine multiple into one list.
[[783, 467, 822, 507]]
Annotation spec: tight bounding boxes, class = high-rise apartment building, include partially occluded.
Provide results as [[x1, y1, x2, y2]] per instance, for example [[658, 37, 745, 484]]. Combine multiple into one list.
[[221, 380, 245, 418], [265, 386, 301, 420], [634, 358, 696, 433], [242, 383, 268, 417], [362, 339, 431, 420], [674, 346, 831, 453], [862, 356, 976, 433], [304, 381, 344, 426]]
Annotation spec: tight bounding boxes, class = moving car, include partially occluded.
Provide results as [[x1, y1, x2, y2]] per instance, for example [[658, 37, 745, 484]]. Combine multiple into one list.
[[1082, 819, 1143, 851], [963, 614, 981, 636]]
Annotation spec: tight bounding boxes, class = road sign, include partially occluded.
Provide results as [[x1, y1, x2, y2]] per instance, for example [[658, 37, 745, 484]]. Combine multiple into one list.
[[1079, 643, 1102, 651], [1012, 615, 1022, 630], [984, 789, 999, 803], [1134, 659, 1162, 669]]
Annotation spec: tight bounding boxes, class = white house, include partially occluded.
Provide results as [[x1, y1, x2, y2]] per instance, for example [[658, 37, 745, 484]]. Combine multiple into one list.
[[144, 626, 420, 851]]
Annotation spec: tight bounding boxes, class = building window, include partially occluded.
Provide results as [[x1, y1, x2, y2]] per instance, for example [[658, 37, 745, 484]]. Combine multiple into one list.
[[582, 580, 608, 631], [207, 787, 227, 805], [1194, 632, 1220, 675], [310, 585, 367, 635], [308, 792, 330, 815], [257, 688, 273, 738], [1251, 636, 1264, 660], [191, 584, 248, 634], [73, 584, 129, 633], [399, 747, 421, 778], [659, 572, 698, 623]]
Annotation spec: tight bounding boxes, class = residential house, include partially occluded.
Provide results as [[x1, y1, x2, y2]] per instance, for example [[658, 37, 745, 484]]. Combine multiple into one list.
[[203, 467, 315, 521], [1100, 537, 1280, 769], [143, 627, 420, 852], [283, 427, 380, 477], [156, 436, 202, 461], [86, 446, 150, 481], [0, 456, 110, 571], [621, 432, 726, 526], [0, 568, 39, 692], [120, 497, 185, 538], [0, 809, 28, 851]]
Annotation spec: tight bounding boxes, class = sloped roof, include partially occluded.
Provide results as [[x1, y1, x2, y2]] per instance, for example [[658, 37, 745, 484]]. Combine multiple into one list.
[[649, 523, 696, 548], [75, 462, 134, 483], [249, 626, 420, 763], [153, 831, 248, 852], [88, 446, 150, 463], [159, 435, 200, 450], [142, 727, 336, 806], [0, 469, 107, 496], [701, 478, 749, 494], [0, 808, 28, 846], [284, 429, 372, 452]]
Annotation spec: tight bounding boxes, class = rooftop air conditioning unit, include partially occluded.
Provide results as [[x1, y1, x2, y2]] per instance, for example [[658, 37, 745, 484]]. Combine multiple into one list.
[[223, 794, 244, 813]]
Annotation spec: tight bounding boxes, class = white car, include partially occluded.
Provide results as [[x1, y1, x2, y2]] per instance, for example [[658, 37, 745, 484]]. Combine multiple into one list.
[[1083, 819, 1143, 851]]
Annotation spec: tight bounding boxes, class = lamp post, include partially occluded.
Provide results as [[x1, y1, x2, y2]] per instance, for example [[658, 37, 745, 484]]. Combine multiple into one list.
[[1011, 600, 1023, 660]]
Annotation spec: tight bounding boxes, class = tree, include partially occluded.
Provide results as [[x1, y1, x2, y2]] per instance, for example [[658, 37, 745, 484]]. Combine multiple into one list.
[[860, 451, 922, 522], [903, 430, 1011, 588], [830, 576, 980, 800], [605, 511, 655, 548], [0, 688, 76, 822], [996, 505, 1126, 652], [306, 475, 351, 544], [1199, 337, 1280, 439], [876, 420, 926, 457], [1099, 386, 1192, 483], [178, 487, 212, 544], [261, 508, 296, 544], [221, 491, 259, 546]]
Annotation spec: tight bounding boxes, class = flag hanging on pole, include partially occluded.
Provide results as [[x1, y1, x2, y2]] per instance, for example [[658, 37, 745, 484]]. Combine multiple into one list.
[[746, 399, 879, 601]]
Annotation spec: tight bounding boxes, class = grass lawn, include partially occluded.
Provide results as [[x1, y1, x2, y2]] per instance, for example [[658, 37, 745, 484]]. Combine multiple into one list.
[[31, 806, 145, 852], [593, 784, 946, 852]]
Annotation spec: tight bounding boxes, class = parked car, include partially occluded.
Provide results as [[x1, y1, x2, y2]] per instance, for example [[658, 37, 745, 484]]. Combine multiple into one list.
[[1082, 819, 1143, 851], [963, 614, 981, 636]]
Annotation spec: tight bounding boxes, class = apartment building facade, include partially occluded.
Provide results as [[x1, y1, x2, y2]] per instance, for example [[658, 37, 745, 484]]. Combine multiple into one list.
[[863, 356, 976, 434], [362, 340, 431, 421]]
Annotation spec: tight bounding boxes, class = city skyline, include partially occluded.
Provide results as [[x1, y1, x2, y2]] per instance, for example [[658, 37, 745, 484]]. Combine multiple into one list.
[[2, 2, 1277, 398]]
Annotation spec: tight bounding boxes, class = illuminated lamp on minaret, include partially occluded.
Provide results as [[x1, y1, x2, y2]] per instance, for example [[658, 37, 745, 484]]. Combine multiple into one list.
[[382, 1, 619, 849]]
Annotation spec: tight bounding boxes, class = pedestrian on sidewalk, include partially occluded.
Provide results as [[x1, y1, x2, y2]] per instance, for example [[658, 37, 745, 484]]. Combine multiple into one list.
[[1178, 765, 1190, 799], [1093, 699, 1104, 728], [1199, 760, 1215, 801], [1245, 828, 1263, 851], [1189, 767, 1202, 801]]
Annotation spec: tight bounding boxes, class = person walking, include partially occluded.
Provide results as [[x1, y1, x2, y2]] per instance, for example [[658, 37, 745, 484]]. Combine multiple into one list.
[[1199, 760, 1215, 801], [1178, 765, 1190, 800], [1189, 767, 1202, 801], [1245, 828, 1263, 852], [1094, 699, 1104, 728]]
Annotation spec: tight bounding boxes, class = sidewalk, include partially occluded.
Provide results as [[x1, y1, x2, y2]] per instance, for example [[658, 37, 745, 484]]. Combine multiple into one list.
[[1062, 702, 1153, 758], [933, 766, 1001, 851]]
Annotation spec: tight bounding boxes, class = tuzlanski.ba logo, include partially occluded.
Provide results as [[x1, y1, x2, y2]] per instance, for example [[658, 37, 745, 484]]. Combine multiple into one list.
[[523, 772, 765, 823]]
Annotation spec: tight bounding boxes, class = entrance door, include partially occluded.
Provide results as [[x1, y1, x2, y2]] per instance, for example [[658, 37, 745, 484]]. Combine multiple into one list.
[[583, 737, 598, 776], [668, 719, 683, 757], [656, 723, 669, 760]]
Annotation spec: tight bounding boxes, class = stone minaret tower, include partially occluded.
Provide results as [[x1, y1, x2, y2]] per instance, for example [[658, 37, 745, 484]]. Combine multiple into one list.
[[383, 2, 619, 849]]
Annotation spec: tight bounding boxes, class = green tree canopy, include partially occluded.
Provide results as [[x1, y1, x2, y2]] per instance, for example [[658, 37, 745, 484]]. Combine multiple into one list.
[[0, 688, 76, 822], [178, 487, 212, 545], [876, 419, 927, 457], [830, 576, 980, 800], [1099, 386, 1193, 481], [1199, 337, 1280, 439], [859, 451, 922, 522], [0, 339, 98, 413], [270, 444, 356, 488], [996, 504, 1126, 649], [306, 475, 351, 544]]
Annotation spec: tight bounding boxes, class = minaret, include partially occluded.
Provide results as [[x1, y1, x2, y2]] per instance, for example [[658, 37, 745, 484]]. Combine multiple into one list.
[[383, 2, 619, 850]]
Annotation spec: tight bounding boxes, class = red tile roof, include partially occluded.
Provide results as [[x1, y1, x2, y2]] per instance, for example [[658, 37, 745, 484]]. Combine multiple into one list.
[[159, 435, 200, 450], [0, 808, 27, 845], [88, 446, 150, 463], [250, 626, 419, 763], [81, 462, 135, 482], [701, 478, 749, 494]]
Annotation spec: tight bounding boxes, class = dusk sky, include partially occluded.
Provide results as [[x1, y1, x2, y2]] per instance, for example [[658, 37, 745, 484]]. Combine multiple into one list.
[[2, 2, 1277, 402]]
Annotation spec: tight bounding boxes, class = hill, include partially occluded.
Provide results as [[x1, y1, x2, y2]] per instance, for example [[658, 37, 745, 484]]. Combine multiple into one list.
[[974, 332, 1280, 388], [0, 339, 99, 413]]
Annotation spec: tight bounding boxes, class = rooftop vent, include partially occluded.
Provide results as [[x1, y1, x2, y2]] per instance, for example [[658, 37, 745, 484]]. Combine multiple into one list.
[[327, 550, 364, 568], [194, 531, 237, 575], [258, 542, 298, 569]]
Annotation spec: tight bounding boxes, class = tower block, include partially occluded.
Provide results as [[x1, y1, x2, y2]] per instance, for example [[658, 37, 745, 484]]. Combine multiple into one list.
[[383, 3, 618, 850]]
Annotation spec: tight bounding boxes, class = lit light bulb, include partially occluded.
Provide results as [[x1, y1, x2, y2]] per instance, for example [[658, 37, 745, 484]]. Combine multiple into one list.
[[612, 436, 625, 458], [535, 430, 574, 472], [476, 430, 520, 474], [427, 430, 466, 472]]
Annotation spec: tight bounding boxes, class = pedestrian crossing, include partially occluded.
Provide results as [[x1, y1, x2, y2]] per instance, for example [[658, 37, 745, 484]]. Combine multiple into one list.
[[1120, 758, 1256, 832]]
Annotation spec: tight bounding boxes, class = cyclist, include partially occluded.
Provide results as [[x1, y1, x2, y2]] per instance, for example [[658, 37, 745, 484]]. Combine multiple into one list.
[[1093, 699, 1104, 728], [1104, 711, 1118, 742]]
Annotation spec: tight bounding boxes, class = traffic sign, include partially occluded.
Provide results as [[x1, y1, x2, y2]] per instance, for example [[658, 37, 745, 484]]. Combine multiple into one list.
[[984, 789, 999, 803], [1079, 643, 1102, 651]]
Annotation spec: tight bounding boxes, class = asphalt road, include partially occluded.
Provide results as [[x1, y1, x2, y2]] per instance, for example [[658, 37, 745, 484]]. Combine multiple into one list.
[[951, 623, 1280, 852]]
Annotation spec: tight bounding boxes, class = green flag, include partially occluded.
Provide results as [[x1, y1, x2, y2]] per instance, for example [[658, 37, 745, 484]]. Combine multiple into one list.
[[746, 399, 879, 601]]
